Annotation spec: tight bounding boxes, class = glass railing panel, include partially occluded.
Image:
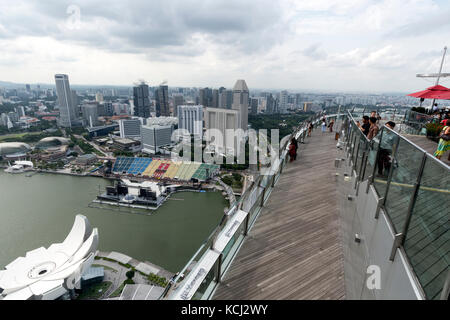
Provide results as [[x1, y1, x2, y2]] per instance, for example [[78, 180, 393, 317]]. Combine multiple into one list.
[[351, 130, 361, 168], [241, 182, 261, 213], [274, 161, 283, 185], [249, 187, 264, 226], [191, 259, 218, 300], [364, 139, 378, 181], [171, 218, 222, 288], [221, 221, 247, 273], [403, 156, 450, 300], [373, 128, 399, 198], [259, 173, 271, 188], [383, 137, 425, 233], [263, 175, 274, 202]]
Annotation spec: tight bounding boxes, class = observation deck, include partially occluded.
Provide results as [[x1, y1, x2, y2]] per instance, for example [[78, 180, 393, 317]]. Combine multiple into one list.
[[166, 109, 449, 301], [213, 129, 345, 300]]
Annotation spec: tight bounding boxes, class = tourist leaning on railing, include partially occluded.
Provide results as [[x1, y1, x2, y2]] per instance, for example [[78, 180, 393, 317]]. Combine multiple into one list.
[[356, 116, 370, 136], [367, 117, 379, 140]]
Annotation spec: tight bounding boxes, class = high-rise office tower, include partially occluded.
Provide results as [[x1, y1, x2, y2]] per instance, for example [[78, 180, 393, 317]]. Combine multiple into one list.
[[173, 94, 184, 117], [82, 103, 99, 127], [119, 119, 141, 139], [250, 98, 258, 115], [155, 85, 169, 117], [199, 87, 212, 107], [232, 80, 249, 130], [225, 90, 233, 109], [98, 102, 114, 117], [267, 94, 273, 114], [295, 93, 301, 108], [95, 93, 104, 102], [133, 83, 150, 118], [1, 113, 9, 127], [279, 90, 288, 114], [303, 102, 313, 112], [212, 89, 219, 108], [198, 88, 205, 106], [71, 90, 79, 113], [219, 90, 232, 109], [16, 106, 25, 118], [55, 74, 77, 128], [204, 107, 241, 154], [141, 125, 173, 153], [177, 105, 203, 137]]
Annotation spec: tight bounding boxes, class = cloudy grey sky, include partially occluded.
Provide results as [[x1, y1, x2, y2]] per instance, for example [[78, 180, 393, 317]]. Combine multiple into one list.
[[1, 0, 450, 92]]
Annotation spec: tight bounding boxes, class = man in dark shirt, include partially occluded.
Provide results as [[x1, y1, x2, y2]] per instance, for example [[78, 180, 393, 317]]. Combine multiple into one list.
[[357, 116, 370, 136]]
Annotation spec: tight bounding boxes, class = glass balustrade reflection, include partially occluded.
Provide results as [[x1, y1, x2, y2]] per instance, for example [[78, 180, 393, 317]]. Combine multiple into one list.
[[403, 156, 450, 300]]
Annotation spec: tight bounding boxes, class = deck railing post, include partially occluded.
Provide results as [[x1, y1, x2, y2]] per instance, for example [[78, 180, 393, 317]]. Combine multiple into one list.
[[352, 137, 360, 172], [358, 145, 367, 181], [215, 254, 223, 282], [243, 212, 250, 236], [377, 133, 400, 218], [389, 233, 403, 261], [348, 130, 355, 166]]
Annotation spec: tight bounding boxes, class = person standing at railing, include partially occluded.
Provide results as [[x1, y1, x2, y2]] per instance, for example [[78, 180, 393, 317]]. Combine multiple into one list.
[[376, 121, 396, 177], [367, 117, 379, 140], [307, 121, 313, 137], [321, 119, 327, 134], [434, 125, 450, 161], [356, 116, 370, 136], [328, 119, 334, 133], [289, 138, 297, 162], [292, 136, 299, 160]]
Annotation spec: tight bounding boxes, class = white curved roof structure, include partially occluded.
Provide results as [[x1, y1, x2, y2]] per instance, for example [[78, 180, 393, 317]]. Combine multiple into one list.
[[0, 215, 98, 300], [14, 161, 34, 168], [0, 142, 31, 156]]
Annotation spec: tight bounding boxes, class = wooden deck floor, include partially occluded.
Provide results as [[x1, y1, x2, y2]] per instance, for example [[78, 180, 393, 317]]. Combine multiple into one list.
[[213, 130, 345, 300]]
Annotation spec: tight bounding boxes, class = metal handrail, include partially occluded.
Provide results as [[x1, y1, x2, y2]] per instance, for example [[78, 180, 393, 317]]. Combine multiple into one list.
[[344, 112, 449, 300]]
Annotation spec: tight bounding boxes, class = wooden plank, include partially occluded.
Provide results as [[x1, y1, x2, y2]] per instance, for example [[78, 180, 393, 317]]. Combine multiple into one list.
[[213, 130, 345, 300]]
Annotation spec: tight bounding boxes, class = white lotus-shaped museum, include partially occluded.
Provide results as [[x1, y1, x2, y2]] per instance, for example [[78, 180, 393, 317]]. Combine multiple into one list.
[[0, 215, 98, 300]]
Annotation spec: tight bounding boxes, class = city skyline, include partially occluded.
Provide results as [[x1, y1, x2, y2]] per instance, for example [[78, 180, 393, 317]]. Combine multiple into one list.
[[1, 0, 450, 93]]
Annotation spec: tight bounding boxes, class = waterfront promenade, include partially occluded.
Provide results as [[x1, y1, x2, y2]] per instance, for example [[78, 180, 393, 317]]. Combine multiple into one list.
[[213, 129, 345, 300]]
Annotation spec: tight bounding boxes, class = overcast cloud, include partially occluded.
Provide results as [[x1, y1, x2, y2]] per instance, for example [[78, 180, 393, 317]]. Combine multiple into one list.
[[0, 0, 449, 92]]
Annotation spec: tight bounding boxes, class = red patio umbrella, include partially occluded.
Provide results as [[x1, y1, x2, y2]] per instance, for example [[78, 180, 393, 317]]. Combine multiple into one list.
[[407, 85, 450, 99], [432, 91, 450, 100]]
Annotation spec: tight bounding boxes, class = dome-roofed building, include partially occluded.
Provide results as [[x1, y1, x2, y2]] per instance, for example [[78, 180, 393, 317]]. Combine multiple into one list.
[[35, 137, 70, 150], [0, 142, 32, 158]]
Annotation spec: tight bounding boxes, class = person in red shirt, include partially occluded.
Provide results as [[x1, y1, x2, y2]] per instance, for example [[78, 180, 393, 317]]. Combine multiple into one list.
[[289, 138, 297, 162]]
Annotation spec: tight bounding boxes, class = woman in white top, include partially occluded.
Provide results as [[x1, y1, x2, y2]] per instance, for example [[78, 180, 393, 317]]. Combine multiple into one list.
[[321, 120, 327, 134]]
